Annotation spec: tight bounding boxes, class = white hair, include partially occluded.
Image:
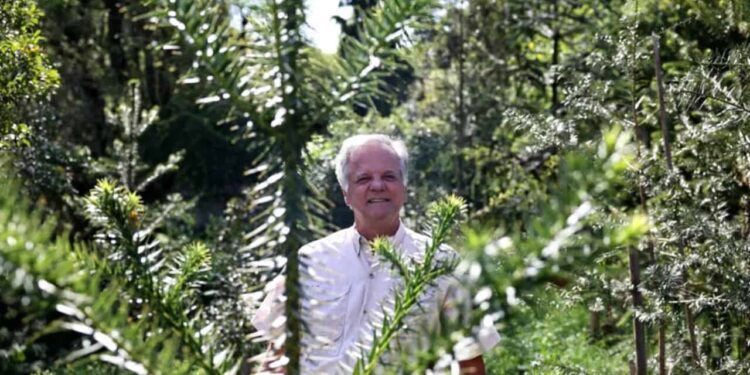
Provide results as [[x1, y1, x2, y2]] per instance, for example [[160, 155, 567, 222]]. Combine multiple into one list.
[[333, 134, 409, 191]]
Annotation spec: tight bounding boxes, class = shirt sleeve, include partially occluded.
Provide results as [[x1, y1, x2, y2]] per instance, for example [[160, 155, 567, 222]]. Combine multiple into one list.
[[251, 274, 286, 343], [438, 273, 501, 362]]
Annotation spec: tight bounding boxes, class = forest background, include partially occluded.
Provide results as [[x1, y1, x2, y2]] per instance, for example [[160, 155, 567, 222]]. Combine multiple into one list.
[[2, 0, 750, 373]]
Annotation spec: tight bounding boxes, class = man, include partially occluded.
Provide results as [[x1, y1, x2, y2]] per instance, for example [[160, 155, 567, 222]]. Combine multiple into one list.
[[252, 134, 499, 374]]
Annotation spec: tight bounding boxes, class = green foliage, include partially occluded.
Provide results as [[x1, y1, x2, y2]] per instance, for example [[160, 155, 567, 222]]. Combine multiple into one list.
[[488, 291, 630, 374], [0, 0, 59, 146], [1, 170, 250, 374], [452, 126, 644, 346], [634, 40, 750, 373], [82, 179, 241, 374], [0, 174, 85, 373], [0, 0, 60, 216], [0, 176, 197, 374]]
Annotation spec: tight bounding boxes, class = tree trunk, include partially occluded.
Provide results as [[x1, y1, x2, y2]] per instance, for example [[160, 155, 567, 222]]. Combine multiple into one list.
[[629, 246, 648, 375], [551, 0, 560, 113], [626, 24, 649, 375], [590, 310, 601, 338], [653, 34, 701, 369], [659, 323, 666, 375], [652, 35, 673, 170], [273, 1, 308, 372], [103, 0, 129, 84], [454, 2, 468, 196]]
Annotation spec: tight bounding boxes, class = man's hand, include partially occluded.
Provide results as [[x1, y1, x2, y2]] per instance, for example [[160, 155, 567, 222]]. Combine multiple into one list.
[[458, 355, 487, 374], [255, 343, 286, 374]]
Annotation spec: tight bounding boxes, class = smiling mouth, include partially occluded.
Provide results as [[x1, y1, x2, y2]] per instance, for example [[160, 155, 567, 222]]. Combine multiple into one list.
[[367, 198, 390, 203]]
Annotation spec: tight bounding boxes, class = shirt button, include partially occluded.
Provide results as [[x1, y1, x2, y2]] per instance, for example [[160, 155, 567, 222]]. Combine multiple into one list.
[[369, 272, 374, 278]]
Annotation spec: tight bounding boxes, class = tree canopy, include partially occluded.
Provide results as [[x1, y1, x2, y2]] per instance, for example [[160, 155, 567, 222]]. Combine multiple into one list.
[[1, 0, 750, 374]]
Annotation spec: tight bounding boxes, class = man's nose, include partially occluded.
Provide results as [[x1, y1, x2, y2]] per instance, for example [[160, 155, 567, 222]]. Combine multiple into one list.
[[369, 178, 385, 190]]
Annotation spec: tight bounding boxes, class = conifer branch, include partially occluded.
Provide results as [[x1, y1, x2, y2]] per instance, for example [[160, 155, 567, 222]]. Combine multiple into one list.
[[84, 179, 231, 374], [354, 195, 464, 374]]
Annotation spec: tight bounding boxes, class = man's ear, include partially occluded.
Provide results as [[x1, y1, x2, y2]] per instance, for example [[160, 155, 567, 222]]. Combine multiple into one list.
[[342, 190, 350, 207]]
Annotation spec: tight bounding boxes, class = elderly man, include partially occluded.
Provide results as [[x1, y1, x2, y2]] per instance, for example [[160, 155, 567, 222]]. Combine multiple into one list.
[[252, 134, 499, 374]]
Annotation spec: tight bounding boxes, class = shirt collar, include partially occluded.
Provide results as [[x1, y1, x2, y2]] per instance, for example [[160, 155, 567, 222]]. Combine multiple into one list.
[[351, 221, 407, 256]]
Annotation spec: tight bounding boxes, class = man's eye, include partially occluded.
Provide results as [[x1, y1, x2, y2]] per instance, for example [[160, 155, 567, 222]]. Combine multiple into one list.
[[384, 175, 396, 181], [357, 177, 370, 183]]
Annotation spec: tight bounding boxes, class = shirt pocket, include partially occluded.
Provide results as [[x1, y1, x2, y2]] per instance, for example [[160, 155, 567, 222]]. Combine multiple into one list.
[[304, 282, 352, 356]]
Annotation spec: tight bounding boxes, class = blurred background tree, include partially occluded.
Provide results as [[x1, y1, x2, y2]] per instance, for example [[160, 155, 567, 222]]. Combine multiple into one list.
[[2, 0, 750, 373]]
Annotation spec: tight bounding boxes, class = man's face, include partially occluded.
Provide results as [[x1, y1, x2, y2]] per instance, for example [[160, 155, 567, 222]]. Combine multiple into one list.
[[343, 142, 406, 228]]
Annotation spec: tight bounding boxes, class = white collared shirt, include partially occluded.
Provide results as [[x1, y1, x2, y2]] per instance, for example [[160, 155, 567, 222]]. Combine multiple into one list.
[[251, 224, 500, 374]]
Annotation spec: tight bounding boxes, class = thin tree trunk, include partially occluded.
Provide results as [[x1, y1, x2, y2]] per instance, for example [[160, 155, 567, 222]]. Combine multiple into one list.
[[103, 0, 128, 84], [590, 310, 601, 338], [272, 1, 308, 372], [626, 24, 649, 375], [455, 2, 468, 195], [551, 0, 560, 113], [652, 35, 673, 170], [659, 324, 666, 375], [685, 298, 700, 364], [744, 330, 749, 360], [629, 247, 648, 375], [126, 83, 138, 190], [283, 173, 303, 375], [653, 33, 700, 368]]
